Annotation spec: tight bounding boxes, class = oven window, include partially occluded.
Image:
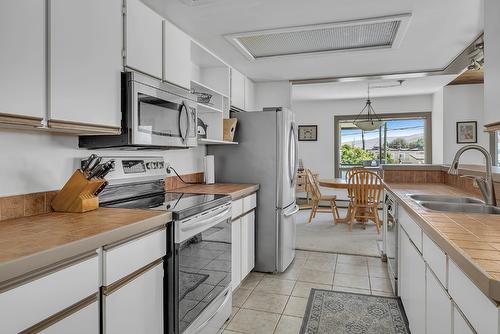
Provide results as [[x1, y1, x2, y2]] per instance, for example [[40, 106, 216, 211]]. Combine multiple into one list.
[[137, 93, 183, 138], [178, 220, 231, 332]]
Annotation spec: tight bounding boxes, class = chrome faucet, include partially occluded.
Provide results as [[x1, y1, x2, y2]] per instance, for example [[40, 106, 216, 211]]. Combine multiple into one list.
[[448, 144, 497, 206]]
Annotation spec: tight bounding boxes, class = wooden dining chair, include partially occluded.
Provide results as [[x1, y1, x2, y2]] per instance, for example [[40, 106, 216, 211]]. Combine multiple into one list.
[[346, 170, 383, 233], [305, 169, 340, 224]]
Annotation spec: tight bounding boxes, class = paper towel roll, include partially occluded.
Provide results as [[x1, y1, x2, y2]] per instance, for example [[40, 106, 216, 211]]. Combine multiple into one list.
[[204, 155, 215, 184]]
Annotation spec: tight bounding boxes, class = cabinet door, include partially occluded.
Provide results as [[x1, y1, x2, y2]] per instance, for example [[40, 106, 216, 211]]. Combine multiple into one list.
[[240, 210, 255, 279], [231, 218, 241, 290], [104, 262, 163, 334], [244, 77, 256, 111], [49, 0, 122, 129], [41, 301, 99, 334], [0, 0, 45, 122], [453, 306, 475, 334], [399, 227, 425, 334], [125, 0, 163, 79], [231, 69, 245, 110], [426, 266, 452, 334], [164, 20, 191, 89]]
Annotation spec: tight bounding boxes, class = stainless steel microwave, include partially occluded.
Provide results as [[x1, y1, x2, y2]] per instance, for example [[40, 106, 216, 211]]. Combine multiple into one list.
[[79, 72, 197, 149]]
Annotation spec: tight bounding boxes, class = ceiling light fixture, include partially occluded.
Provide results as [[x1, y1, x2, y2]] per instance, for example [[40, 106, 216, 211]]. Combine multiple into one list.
[[353, 84, 385, 131]]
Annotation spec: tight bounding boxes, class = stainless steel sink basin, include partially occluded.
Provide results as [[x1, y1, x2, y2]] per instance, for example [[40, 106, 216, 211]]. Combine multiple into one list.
[[408, 194, 483, 204], [419, 202, 500, 214]]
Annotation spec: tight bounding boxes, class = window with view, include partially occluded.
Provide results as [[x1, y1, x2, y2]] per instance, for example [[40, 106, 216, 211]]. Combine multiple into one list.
[[334, 113, 431, 177]]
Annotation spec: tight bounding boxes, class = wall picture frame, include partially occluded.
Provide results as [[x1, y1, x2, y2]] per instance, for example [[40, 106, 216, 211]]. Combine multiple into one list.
[[456, 121, 477, 144], [298, 125, 318, 141]]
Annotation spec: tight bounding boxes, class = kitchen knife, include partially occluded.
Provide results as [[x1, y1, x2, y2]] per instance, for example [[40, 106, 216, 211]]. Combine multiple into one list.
[[88, 163, 106, 179], [81, 154, 97, 172], [86, 157, 102, 178], [95, 160, 115, 179]]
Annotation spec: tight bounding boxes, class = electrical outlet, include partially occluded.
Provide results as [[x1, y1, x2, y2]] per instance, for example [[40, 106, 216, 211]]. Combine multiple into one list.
[[165, 162, 171, 174]]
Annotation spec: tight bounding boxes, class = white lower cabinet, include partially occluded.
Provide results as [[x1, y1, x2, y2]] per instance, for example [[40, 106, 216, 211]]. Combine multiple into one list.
[[41, 301, 99, 334], [231, 217, 242, 291], [0, 254, 99, 333], [231, 193, 257, 289], [426, 266, 452, 334], [453, 305, 475, 334], [399, 226, 425, 334], [241, 210, 255, 279], [103, 262, 164, 334]]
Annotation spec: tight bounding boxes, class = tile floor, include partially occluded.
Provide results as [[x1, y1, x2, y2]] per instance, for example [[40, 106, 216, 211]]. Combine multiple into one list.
[[218, 250, 394, 334]]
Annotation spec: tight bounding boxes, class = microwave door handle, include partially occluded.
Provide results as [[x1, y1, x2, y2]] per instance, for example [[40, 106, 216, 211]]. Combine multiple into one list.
[[179, 103, 188, 142], [185, 106, 192, 142]]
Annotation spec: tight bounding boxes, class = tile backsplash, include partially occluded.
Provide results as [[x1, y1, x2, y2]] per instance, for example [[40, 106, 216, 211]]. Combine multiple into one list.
[[0, 171, 205, 222], [0, 191, 58, 221]]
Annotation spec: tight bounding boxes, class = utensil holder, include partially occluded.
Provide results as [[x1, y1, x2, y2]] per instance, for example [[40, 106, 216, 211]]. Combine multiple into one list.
[[51, 170, 107, 213]]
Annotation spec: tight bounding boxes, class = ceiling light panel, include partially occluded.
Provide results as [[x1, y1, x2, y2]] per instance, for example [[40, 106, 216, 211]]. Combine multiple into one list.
[[226, 14, 411, 60]]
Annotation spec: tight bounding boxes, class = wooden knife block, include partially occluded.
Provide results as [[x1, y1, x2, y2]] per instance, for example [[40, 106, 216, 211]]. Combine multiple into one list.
[[51, 170, 107, 213]]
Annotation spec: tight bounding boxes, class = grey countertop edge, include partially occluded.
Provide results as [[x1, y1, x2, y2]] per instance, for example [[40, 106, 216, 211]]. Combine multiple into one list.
[[0, 212, 172, 286], [230, 185, 260, 200], [384, 184, 500, 304]]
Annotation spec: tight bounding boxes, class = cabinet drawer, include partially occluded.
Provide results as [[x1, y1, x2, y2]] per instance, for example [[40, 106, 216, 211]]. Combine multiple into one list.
[[243, 193, 257, 212], [398, 207, 422, 252], [103, 228, 166, 285], [232, 198, 243, 220], [423, 233, 447, 287], [0, 254, 98, 333], [448, 259, 497, 334], [41, 300, 99, 334]]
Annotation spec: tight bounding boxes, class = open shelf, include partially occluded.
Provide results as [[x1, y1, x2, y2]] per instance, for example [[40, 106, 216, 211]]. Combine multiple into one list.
[[191, 80, 228, 99], [198, 138, 238, 145], [197, 103, 222, 113]]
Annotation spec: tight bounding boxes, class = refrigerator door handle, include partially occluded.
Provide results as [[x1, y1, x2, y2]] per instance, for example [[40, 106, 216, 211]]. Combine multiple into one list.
[[284, 204, 299, 217], [288, 122, 298, 186]]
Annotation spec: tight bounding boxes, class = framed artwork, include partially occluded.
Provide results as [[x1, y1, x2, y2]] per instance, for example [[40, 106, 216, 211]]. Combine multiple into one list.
[[456, 121, 477, 144], [298, 125, 318, 141]]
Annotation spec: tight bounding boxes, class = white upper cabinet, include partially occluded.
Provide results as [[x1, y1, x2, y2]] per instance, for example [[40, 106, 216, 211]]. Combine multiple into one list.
[[0, 0, 45, 124], [125, 0, 163, 79], [164, 20, 191, 90], [244, 77, 256, 111], [231, 69, 245, 110], [49, 0, 122, 130]]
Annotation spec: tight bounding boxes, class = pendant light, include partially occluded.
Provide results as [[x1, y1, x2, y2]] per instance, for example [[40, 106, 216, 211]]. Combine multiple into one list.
[[353, 84, 385, 131]]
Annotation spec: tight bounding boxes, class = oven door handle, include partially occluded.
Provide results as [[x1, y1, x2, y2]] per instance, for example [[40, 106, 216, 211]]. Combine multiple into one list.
[[180, 207, 231, 232]]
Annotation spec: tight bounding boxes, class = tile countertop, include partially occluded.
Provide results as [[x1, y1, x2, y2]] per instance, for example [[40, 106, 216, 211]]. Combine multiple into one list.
[[0, 208, 171, 286], [381, 164, 500, 182], [384, 183, 500, 302], [168, 183, 260, 200]]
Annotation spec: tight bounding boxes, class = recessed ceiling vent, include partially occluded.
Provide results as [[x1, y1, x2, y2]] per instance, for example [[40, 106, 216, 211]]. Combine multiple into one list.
[[225, 14, 411, 60]]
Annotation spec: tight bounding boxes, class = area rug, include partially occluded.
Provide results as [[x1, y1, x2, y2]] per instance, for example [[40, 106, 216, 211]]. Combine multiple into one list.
[[295, 209, 380, 256], [300, 289, 410, 334]]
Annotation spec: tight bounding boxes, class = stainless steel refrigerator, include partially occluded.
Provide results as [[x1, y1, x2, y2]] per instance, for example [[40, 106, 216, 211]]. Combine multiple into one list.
[[208, 107, 299, 273]]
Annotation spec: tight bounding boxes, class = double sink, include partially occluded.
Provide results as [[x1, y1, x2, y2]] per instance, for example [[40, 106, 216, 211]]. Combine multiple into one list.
[[409, 194, 500, 215]]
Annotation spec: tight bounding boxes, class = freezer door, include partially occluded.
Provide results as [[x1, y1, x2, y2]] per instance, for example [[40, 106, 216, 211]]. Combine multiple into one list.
[[277, 109, 298, 209], [278, 203, 298, 272]]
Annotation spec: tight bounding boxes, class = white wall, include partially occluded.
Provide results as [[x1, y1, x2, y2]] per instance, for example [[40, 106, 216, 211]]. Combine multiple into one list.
[[441, 84, 488, 164], [292, 95, 433, 178], [0, 130, 206, 196], [432, 88, 444, 164], [484, 0, 500, 126], [254, 81, 291, 111]]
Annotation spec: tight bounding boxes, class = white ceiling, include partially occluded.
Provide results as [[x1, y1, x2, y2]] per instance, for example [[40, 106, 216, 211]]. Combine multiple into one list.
[[143, 0, 483, 82], [292, 75, 457, 100]]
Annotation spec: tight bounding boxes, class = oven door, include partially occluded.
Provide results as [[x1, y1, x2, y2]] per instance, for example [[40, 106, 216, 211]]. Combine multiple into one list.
[[130, 80, 197, 148], [174, 205, 232, 333]]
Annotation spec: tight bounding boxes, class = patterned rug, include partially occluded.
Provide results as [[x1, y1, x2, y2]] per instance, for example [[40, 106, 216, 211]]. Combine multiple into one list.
[[300, 289, 410, 334]]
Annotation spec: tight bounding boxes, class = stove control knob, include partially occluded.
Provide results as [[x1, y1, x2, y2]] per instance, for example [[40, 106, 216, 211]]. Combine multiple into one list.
[[146, 162, 152, 170], [158, 162, 164, 169], [152, 162, 158, 169]]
